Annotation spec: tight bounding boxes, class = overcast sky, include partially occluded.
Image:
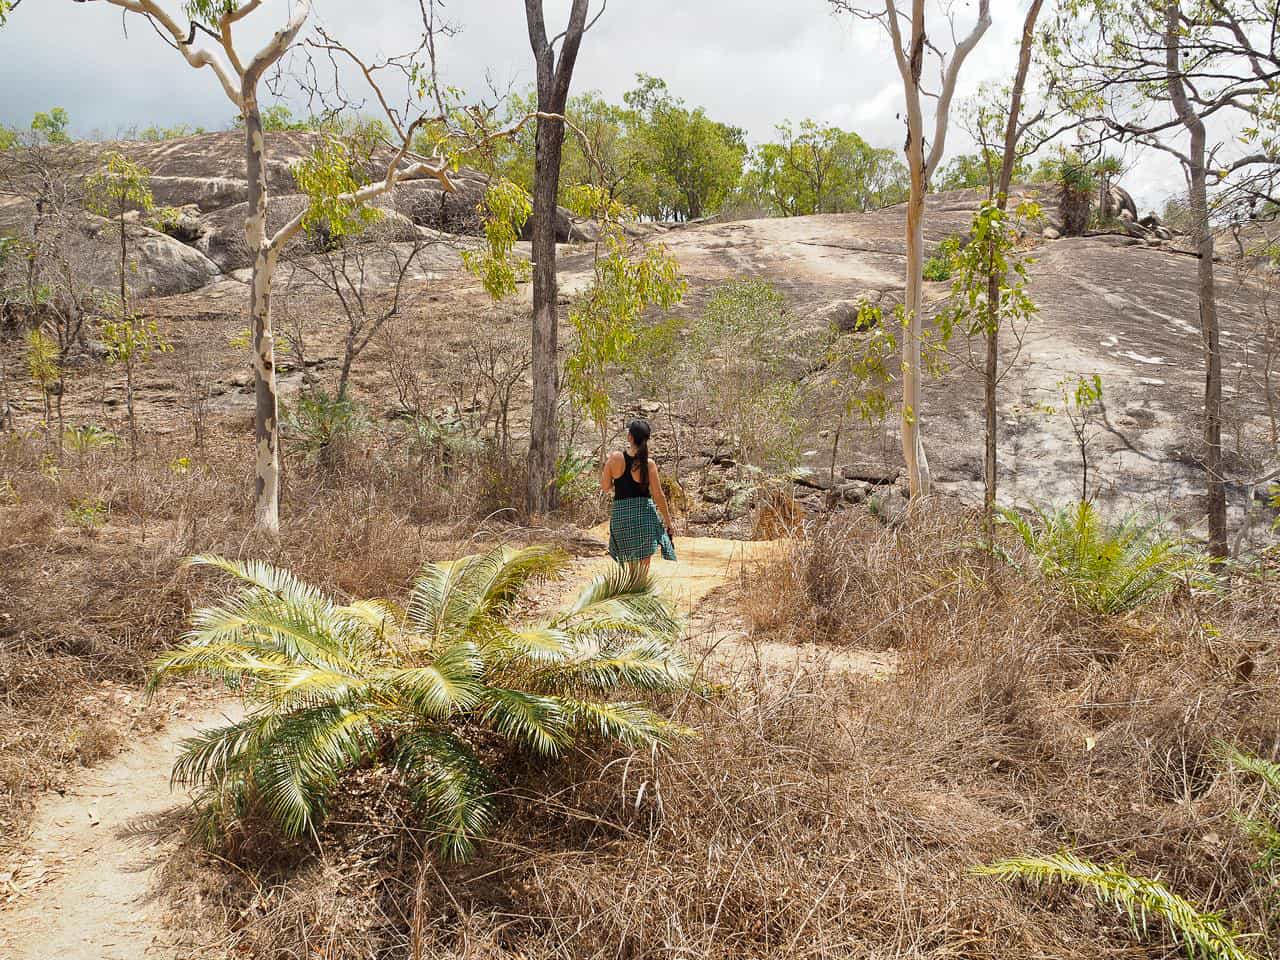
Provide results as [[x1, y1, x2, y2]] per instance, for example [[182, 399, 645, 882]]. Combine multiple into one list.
[[0, 0, 1185, 207]]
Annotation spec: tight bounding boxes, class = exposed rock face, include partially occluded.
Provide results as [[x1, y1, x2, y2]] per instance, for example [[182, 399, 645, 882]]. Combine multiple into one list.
[[551, 186, 1274, 535], [0, 131, 591, 295], [0, 199, 220, 298]]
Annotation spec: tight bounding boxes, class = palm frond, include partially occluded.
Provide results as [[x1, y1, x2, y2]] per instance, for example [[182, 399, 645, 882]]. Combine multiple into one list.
[[252, 705, 382, 838], [407, 546, 566, 642], [377, 642, 484, 719], [1220, 743, 1280, 793], [187, 554, 330, 608], [479, 687, 569, 756], [183, 592, 368, 672], [535, 638, 693, 693], [171, 710, 285, 788], [480, 624, 574, 665], [974, 852, 1257, 960], [558, 697, 692, 748], [396, 729, 497, 863], [556, 565, 681, 640]]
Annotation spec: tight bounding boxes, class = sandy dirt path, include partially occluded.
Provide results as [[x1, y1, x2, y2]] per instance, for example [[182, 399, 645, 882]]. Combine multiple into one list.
[[0, 533, 891, 959], [579, 526, 897, 679], [0, 703, 241, 960]]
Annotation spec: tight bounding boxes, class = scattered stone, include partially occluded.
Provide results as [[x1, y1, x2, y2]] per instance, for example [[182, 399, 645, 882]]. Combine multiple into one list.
[[839, 464, 901, 485], [791, 468, 831, 491], [638, 399, 662, 415], [1042, 226, 1061, 240], [701, 480, 731, 504], [840, 481, 870, 504], [689, 507, 725, 524], [868, 486, 909, 525]]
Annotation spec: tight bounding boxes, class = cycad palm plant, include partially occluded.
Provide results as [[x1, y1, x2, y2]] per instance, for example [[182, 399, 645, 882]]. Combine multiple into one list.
[[149, 547, 692, 861], [999, 502, 1206, 614]]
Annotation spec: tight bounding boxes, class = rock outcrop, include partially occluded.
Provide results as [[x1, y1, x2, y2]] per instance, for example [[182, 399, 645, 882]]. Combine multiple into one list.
[[0, 131, 593, 296]]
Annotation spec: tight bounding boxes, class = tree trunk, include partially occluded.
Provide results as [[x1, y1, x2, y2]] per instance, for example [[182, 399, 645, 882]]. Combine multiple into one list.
[[902, 152, 930, 497], [1191, 160, 1227, 556], [524, 0, 592, 515], [1164, 0, 1227, 557], [527, 111, 565, 514], [982, 0, 1043, 545], [244, 100, 281, 534], [125, 367, 137, 461], [118, 205, 128, 317]]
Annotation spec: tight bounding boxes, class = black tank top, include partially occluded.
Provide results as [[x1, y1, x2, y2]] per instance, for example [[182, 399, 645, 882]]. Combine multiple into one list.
[[613, 452, 649, 500]]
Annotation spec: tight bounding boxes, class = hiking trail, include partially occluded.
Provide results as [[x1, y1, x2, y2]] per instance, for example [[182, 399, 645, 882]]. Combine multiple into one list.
[[0, 532, 892, 959]]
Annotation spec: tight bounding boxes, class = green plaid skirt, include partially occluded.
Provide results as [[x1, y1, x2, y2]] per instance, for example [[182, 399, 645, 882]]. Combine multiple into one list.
[[608, 496, 677, 563]]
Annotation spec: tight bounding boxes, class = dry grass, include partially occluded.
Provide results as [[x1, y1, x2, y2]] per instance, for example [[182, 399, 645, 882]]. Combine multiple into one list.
[[0, 415, 602, 845], [155, 505, 1280, 959]]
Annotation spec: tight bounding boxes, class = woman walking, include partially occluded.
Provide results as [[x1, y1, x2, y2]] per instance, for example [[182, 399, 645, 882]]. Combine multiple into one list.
[[601, 419, 676, 573]]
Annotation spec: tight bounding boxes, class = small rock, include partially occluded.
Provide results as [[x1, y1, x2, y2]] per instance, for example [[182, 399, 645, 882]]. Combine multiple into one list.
[[791, 468, 831, 491], [868, 487, 909, 525], [840, 481, 870, 504], [638, 399, 662, 415], [1042, 226, 1061, 240], [702, 480, 731, 504], [839, 464, 901, 484]]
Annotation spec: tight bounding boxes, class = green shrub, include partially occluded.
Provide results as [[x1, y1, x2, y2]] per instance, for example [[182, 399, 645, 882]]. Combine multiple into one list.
[[66, 496, 108, 533], [148, 548, 692, 861], [63, 423, 120, 456], [998, 501, 1206, 614], [282, 391, 366, 462]]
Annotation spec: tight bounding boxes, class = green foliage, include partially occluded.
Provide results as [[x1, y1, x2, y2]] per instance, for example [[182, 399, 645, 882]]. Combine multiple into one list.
[[85, 152, 154, 220], [1220, 745, 1280, 880], [463, 178, 533, 300], [938, 201, 1040, 340], [826, 304, 900, 430], [136, 123, 204, 141], [101, 313, 170, 369], [975, 852, 1255, 960], [31, 108, 71, 145], [63, 424, 120, 456], [922, 245, 957, 282], [693, 279, 811, 472], [246, 104, 314, 132], [66, 496, 108, 533], [623, 74, 746, 221], [564, 188, 686, 441], [183, 0, 237, 23], [0, 126, 16, 152], [25, 327, 59, 396], [148, 549, 692, 860], [937, 150, 1032, 192], [553, 449, 598, 503], [293, 132, 383, 242], [741, 119, 907, 216], [999, 501, 1206, 614], [283, 391, 367, 460]]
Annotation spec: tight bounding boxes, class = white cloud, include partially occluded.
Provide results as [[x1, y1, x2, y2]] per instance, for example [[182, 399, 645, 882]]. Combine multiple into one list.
[[0, 0, 1186, 208]]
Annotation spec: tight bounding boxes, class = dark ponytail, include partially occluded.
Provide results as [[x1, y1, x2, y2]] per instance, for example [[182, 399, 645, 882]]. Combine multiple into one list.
[[628, 418, 652, 494]]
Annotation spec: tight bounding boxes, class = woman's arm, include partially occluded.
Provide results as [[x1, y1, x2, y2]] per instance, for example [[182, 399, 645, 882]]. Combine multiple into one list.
[[600, 451, 623, 493], [648, 461, 674, 533]]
